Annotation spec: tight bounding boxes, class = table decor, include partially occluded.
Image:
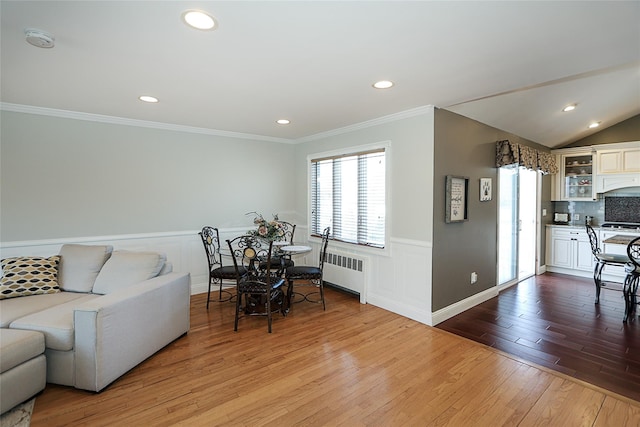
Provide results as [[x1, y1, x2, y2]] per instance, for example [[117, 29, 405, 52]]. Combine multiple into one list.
[[247, 212, 285, 241]]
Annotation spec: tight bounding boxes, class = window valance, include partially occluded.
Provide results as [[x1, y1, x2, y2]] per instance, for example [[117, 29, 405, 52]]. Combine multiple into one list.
[[496, 140, 558, 174]]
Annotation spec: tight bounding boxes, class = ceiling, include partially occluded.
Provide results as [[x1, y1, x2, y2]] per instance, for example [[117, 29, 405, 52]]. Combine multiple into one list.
[[1, 1, 639, 148]]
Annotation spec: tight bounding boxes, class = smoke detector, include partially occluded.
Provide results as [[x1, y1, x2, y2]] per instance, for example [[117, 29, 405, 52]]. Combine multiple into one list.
[[24, 28, 55, 48]]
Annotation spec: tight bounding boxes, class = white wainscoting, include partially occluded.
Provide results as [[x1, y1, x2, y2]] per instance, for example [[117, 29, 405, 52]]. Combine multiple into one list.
[[2, 231, 441, 326], [365, 237, 433, 326], [0, 229, 246, 295], [0, 226, 317, 296]]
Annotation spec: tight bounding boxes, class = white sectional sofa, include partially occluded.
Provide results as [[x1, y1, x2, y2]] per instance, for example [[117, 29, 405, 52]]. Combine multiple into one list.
[[0, 243, 190, 410], [0, 328, 46, 414]]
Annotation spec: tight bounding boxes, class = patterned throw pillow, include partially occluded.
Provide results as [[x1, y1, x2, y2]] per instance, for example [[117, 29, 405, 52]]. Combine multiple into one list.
[[0, 256, 61, 299]]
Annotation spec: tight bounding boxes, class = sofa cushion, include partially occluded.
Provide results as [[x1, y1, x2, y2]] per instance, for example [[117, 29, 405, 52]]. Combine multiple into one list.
[[9, 294, 99, 351], [0, 292, 89, 328], [0, 256, 61, 300], [0, 329, 45, 373], [58, 244, 113, 293], [158, 261, 173, 276], [92, 251, 166, 295]]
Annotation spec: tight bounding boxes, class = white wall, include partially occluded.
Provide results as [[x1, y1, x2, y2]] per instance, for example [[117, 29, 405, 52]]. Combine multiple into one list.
[[1, 110, 296, 241], [293, 108, 436, 324], [1, 107, 437, 325]]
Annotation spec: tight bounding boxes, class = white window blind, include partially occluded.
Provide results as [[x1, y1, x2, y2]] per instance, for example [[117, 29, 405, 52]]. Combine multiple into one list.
[[310, 148, 385, 248]]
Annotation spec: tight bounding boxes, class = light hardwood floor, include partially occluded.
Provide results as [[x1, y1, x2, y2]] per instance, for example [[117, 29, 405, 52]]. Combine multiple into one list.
[[31, 287, 640, 426]]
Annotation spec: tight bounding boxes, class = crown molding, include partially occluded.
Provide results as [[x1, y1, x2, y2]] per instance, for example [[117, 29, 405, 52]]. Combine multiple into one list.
[[0, 103, 294, 144], [294, 105, 435, 144], [1, 102, 435, 145]]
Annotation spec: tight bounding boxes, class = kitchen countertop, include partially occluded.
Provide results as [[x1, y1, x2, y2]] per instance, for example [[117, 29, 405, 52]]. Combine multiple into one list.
[[545, 224, 598, 230], [603, 235, 639, 245], [546, 224, 640, 234]]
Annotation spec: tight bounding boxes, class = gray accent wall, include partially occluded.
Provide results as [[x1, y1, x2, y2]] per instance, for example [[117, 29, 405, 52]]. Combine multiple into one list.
[[563, 114, 640, 148], [431, 108, 550, 312], [1, 111, 295, 241]]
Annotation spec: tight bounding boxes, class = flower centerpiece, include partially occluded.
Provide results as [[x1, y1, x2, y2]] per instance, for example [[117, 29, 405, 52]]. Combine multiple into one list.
[[247, 212, 285, 241]]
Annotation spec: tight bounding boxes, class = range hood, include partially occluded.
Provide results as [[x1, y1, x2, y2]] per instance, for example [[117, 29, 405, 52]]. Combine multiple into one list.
[[595, 174, 640, 193]]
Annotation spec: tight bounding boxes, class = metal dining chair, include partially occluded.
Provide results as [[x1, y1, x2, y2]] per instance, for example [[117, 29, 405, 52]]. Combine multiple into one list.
[[199, 226, 245, 308], [623, 236, 640, 322], [586, 224, 629, 304], [260, 221, 297, 271], [226, 235, 286, 333], [285, 227, 330, 311]]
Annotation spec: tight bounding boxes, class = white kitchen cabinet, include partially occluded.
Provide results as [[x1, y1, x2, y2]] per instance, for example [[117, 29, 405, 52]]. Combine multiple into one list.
[[594, 141, 640, 193], [596, 143, 640, 174], [551, 149, 595, 201], [546, 227, 594, 272]]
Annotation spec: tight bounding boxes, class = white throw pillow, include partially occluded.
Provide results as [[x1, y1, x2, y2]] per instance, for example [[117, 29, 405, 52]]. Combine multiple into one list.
[[58, 244, 113, 293], [92, 251, 166, 295]]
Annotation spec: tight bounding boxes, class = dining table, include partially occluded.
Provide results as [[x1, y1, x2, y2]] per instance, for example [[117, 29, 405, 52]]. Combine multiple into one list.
[[221, 240, 313, 313], [279, 245, 312, 256]]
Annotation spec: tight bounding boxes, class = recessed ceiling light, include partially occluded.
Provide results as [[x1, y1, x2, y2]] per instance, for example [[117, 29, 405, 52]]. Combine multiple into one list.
[[139, 95, 159, 103], [562, 104, 577, 112], [276, 119, 291, 125], [182, 10, 217, 30], [373, 80, 394, 89], [588, 122, 601, 129]]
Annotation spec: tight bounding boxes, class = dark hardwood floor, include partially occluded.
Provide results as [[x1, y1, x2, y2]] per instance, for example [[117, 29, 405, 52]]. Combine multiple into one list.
[[437, 272, 640, 402]]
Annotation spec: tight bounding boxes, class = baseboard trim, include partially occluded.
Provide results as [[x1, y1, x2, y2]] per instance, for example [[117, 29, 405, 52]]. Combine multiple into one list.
[[366, 293, 433, 326], [431, 286, 499, 326]]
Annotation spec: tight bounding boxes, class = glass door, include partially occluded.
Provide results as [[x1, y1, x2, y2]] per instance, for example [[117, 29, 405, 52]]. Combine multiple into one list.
[[518, 169, 537, 279], [498, 167, 538, 286]]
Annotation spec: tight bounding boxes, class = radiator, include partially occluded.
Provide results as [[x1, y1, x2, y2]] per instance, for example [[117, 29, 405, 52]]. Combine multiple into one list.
[[323, 249, 367, 301]]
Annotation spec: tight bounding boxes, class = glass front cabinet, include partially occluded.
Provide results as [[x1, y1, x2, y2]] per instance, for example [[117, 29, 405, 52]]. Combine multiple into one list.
[[551, 149, 595, 201]]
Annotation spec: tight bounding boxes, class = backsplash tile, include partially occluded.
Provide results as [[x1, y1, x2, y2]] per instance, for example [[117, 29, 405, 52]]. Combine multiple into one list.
[[553, 188, 640, 226]]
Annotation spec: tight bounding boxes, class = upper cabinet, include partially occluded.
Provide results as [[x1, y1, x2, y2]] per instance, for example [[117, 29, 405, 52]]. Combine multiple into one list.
[[551, 148, 595, 201], [594, 141, 640, 193], [552, 141, 640, 200]]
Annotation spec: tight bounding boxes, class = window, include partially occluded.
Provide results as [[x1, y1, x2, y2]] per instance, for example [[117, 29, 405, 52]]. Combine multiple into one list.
[[310, 147, 386, 248]]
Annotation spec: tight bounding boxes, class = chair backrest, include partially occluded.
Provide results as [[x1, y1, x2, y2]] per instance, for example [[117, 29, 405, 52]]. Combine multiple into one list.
[[586, 224, 600, 255], [318, 227, 331, 271], [628, 236, 640, 269], [226, 235, 274, 280], [199, 226, 223, 271], [276, 221, 296, 244]]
